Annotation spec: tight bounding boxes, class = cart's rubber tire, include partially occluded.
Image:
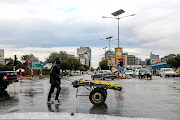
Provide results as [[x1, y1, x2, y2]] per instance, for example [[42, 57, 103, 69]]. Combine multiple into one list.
[[89, 88, 106, 105], [103, 89, 107, 99]]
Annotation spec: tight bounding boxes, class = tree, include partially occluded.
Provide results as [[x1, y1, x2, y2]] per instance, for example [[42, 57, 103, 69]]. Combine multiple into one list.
[[21, 54, 39, 63], [91, 67, 94, 72], [21, 54, 39, 69], [146, 60, 151, 65], [167, 55, 180, 69], [99, 60, 109, 70], [83, 65, 89, 71], [44, 51, 69, 64], [4, 58, 14, 67]]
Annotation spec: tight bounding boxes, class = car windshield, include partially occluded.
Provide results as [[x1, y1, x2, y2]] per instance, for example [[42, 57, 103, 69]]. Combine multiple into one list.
[[141, 69, 150, 72], [98, 71, 103, 73], [126, 70, 133, 73], [165, 69, 173, 71]]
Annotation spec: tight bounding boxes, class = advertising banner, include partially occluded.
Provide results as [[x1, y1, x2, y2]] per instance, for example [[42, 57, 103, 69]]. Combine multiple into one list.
[[115, 48, 123, 59], [108, 60, 112, 66]]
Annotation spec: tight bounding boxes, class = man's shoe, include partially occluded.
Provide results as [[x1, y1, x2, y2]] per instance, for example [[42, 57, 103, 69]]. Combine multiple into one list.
[[54, 100, 61, 105], [47, 101, 54, 104]]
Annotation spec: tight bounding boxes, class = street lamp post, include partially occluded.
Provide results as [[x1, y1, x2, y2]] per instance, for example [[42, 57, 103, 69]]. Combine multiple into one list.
[[100, 36, 117, 51], [102, 9, 135, 75], [102, 9, 135, 48], [106, 36, 112, 50]]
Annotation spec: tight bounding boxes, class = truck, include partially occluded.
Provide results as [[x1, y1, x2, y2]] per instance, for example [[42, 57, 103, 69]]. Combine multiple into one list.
[[0, 71, 18, 91]]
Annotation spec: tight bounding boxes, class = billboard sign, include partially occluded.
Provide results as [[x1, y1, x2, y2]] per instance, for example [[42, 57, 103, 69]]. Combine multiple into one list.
[[80, 59, 86, 65], [151, 59, 161, 64], [115, 48, 122, 59], [108, 60, 112, 66]]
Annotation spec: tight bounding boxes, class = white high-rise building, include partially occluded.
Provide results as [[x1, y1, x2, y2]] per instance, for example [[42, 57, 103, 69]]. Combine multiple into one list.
[[0, 49, 4, 64], [77, 47, 91, 67]]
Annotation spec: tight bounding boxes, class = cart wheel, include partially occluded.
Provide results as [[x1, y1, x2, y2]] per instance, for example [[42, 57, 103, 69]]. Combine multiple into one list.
[[103, 89, 107, 99], [89, 88, 106, 105]]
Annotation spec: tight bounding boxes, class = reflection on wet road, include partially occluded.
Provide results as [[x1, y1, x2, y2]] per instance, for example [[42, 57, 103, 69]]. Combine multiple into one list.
[[0, 75, 180, 120]]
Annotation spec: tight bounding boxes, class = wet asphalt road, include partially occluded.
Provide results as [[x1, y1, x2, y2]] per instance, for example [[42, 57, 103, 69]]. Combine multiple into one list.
[[0, 74, 180, 120]]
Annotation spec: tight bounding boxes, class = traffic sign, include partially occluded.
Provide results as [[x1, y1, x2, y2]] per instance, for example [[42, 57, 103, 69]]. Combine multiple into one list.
[[32, 61, 44, 70]]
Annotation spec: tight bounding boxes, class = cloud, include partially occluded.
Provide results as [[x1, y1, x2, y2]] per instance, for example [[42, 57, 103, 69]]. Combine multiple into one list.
[[0, 0, 180, 68]]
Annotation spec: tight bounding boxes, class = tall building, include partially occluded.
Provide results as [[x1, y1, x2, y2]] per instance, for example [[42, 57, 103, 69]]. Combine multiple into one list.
[[122, 53, 136, 66], [0, 49, 4, 64], [77, 47, 91, 67], [149, 52, 161, 64], [150, 52, 159, 59]]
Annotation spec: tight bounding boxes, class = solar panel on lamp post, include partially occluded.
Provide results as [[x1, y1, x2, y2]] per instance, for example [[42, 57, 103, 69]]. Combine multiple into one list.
[[102, 9, 135, 48]]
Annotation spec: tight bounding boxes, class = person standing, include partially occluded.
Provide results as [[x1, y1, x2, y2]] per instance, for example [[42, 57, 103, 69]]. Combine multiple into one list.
[[47, 57, 62, 104]]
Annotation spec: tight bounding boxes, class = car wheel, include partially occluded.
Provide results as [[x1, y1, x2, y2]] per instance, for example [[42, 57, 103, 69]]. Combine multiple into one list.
[[89, 88, 106, 105], [0, 85, 7, 91]]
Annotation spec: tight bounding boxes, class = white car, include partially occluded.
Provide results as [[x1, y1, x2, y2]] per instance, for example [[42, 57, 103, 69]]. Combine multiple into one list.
[[125, 70, 134, 77], [160, 68, 177, 77], [133, 69, 140, 78]]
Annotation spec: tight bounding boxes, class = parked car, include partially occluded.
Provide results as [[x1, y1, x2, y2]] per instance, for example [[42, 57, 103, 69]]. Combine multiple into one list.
[[104, 72, 117, 80], [91, 71, 116, 80], [138, 68, 152, 79], [125, 70, 133, 77], [0, 71, 18, 91], [133, 69, 140, 78], [160, 68, 177, 77]]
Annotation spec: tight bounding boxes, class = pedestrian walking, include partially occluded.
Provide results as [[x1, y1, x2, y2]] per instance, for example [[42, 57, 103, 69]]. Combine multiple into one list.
[[47, 57, 62, 104]]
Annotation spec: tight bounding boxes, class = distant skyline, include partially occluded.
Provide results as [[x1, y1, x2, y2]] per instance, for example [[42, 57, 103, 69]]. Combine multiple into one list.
[[0, 0, 180, 68]]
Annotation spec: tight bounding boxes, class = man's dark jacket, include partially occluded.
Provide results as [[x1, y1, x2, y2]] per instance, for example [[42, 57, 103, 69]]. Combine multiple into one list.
[[50, 62, 61, 85]]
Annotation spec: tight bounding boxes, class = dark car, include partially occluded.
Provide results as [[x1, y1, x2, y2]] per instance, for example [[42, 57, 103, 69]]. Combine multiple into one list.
[[0, 71, 18, 91], [91, 71, 116, 80], [138, 68, 152, 80]]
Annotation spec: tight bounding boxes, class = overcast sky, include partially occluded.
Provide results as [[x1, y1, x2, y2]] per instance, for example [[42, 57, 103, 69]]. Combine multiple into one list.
[[0, 0, 180, 68]]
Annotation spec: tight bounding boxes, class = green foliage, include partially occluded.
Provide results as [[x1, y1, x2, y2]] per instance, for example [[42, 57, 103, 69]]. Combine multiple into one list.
[[21, 54, 39, 63], [4, 58, 14, 67], [44, 51, 68, 64], [83, 65, 89, 71], [146, 60, 151, 65], [167, 55, 180, 69], [99, 60, 109, 70], [21, 54, 39, 69], [91, 67, 94, 72], [45, 51, 88, 71]]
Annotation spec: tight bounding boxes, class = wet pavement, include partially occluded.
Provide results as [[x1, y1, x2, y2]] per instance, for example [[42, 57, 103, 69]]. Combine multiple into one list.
[[0, 74, 180, 120]]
